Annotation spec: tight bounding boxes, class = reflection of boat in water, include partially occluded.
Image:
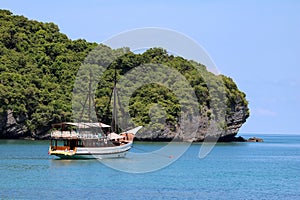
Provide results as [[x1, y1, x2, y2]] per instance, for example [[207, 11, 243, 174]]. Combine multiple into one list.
[[48, 122, 142, 159]]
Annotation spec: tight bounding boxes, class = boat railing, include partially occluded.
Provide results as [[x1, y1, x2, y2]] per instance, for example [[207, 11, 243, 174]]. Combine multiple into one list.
[[51, 130, 79, 138], [78, 132, 100, 139], [51, 130, 102, 139]]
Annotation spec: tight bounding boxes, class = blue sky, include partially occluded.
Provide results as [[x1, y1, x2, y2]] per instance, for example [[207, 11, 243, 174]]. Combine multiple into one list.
[[1, 0, 300, 135]]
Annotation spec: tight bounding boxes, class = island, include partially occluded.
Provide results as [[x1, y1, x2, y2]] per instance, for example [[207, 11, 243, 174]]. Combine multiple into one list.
[[0, 9, 249, 142]]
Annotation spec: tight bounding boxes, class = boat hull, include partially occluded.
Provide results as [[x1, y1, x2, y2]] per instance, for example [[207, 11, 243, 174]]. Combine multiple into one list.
[[49, 142, 132, 159]]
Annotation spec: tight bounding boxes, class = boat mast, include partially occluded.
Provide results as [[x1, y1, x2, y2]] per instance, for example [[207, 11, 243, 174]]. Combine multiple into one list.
[[112, 66, 118, 133], [79, 68, 94, 122], [88, 68, 92, 122]]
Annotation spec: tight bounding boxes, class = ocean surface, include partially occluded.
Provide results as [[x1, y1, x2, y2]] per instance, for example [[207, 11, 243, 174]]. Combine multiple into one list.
[[0, 134, 299, 200]]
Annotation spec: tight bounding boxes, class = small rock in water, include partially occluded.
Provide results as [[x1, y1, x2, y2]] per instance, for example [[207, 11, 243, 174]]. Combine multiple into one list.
[[247, 137, 263, 142]]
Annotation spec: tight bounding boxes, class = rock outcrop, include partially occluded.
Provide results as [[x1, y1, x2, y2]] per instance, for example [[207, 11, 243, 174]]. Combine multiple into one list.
[[0, 110, 54, 139], [247, 137, 263, 142], [0, 110, 28, 139], [134, 103, 249, 142]]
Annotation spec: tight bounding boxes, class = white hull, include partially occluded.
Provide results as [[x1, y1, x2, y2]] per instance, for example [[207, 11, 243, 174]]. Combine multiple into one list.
[[50, 142, 132, 159]]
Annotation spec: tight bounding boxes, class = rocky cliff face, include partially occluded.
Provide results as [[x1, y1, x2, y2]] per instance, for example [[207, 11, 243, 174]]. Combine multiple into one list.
[[0, 110, 28, 139], [134, 103, 249, 142], [0, 102, 249, 141], [0, 110, 53, 139]]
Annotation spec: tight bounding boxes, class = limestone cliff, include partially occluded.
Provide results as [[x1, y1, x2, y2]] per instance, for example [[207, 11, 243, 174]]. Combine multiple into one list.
[[134, 102, 249, 142]]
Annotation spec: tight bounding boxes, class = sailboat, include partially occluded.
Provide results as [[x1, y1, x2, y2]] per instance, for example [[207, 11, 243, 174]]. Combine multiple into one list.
[[48, 66, 142, 159], [48, 122, 142, 159]]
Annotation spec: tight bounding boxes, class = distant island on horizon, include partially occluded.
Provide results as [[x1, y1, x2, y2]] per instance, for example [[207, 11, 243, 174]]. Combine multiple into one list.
[[0, 9, 249, 142]]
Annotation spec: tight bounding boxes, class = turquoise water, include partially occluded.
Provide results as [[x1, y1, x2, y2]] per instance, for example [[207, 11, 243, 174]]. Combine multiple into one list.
[[0, 134, 300, 199]]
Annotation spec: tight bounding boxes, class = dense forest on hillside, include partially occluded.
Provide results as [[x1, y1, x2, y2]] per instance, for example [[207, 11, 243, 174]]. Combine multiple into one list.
[[0, 10, 249, 140], [0, 9, 97, 136]]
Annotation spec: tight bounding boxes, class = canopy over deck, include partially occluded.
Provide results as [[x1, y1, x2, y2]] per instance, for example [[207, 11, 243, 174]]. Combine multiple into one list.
[[52, 122, 111, 129]]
